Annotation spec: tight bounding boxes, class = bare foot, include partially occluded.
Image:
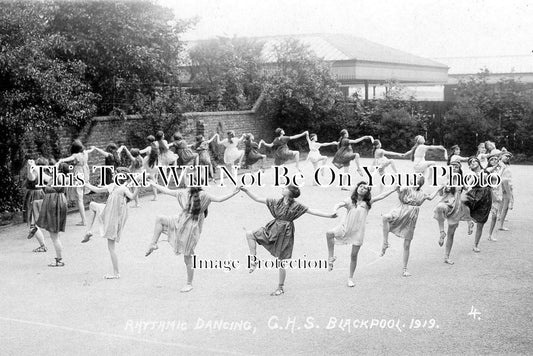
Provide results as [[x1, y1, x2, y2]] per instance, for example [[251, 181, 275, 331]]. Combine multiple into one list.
[[180, 284, 193, 293], [444, 258, 455, 265], [327, 257, 336, 271], [145, 243, 158, 257], [347, 278, 355, 287], [438, 231, 446, 247], [380, 243, 390, 257], [402, 269, 411, 277], [104, 274, 120, 279]]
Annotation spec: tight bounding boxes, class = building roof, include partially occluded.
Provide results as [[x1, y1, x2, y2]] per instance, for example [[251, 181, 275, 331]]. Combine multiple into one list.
[[184, 33, 448, 69], [433, 55, 533, 75]]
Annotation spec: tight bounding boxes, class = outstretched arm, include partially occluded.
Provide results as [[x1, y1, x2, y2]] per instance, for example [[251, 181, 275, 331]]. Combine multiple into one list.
[[207, 134, 218, 144], [349, 135, 373, 144], [122, 147, 134, 161], [57, 153, 79, 164], [289, 130, 308, 140], [240, 187, 267, 204], [260, 139, 274, 148], [139, 146, 151, 155], [370, 188, 397, 204], [208, 187, 241, 202], [382, 149, 405, 158], [426, 189, 441, 201], [92, 146, 111, 157], [306, 208, 337, 218]]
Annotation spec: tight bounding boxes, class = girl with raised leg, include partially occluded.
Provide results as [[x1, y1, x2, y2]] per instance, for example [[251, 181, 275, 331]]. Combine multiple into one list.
[[326, 181, 396, 287], [380, 176, 440, 277], [260, 128, 308, 172], [403, 135, 447, 183], [433, 161, 471, 264], [57, 139, 95, 226], [81, 168, 139, 279], [243, 133, 267, 171], [462, 157, 493, 253], [216, 131, 245, 176], [332, 129, 373, 190], [241, 185, 336, 296], [145, 182, 240, 292], [306, 133, 337, 184]]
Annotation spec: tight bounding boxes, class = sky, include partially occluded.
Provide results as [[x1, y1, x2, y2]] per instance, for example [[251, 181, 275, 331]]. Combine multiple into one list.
[[159, 0, 533, 59]]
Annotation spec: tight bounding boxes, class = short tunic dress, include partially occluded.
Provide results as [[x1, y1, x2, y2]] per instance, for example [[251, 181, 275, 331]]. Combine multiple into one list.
[[433, 187, 471, 226], [194, 140, 212, 166], [307, 141, 323, 164], [252, 198, 308, 260], [332, 139, 356, 168], [272, 136, 296, 165], [104, 154, 120, 185], [372, 150, 391, 175], [244, 140, 263, 166], [92, 184, 130, 242], [160, 190, 212, 255], [37, 186, 67, 233], [489, 166, 503, 215], [158, 140, 178, 166], [332, 199, 369, 246], [142, 156, 159, 178], [388, 187, 428, 241], [174, 140, 196, 166], [221, 139, 243, 164], [464, 170, 492, 224], [68, 151, 91, 200], [23, 177, 44, 225]]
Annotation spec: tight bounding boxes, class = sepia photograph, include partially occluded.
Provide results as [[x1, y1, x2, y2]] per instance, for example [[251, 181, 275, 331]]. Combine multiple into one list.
[[0, 0, 532, 354]]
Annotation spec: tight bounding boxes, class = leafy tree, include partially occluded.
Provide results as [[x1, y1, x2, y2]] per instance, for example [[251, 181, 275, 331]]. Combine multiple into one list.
[[187, 37, 264, 111], [263, 39, 346, 138], [48, 0, 193, 114]]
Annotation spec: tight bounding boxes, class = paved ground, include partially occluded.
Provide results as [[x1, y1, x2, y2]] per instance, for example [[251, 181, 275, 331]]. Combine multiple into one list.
[[0, 158, 532, 355]]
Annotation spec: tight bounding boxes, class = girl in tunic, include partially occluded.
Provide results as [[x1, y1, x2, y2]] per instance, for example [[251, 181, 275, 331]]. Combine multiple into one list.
[[142, 142, 160, 201], [447, 145, 469, 166], [433, 161, 472, 264], [332, 129, 373, 189], [57, 139, 95, 226], [144, 182, 241, 292], [380, 176, 440, 277], [326, 182, 397, 287], [476, 143, 489, 168], [403, 135, 447, 181], [155, 131, 178, 166], [92, 143, 126, 185], [139, 135, 156, 156], [25, 158, 50, 252], [462, 157, 493, 253], [82, 168, 139, 279], [122, 147, 143, 207], [170, 133, 199, 166], [194, 135, 217, 180], [241, 185, 337, 296], [260, 128, 308, 171], [497, 151, 514, 232], [243, 133, 266, 170], [371, 140, 404, 175], [215, 131, 245, 176], [36, 163, 70, 267], [486, 153, 505, 241], [305, 133, 337, 183]]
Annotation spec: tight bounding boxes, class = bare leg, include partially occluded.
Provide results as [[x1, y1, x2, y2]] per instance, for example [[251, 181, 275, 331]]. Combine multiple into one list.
[[151, 173, 159, 201], [444, 223, 458, 264], [389, 159, 398, 173], [49, 232, 62, 259], [237, 151, 245, 168], [326, 231, 336, 270], [402, 239, 412, 276], [488, 211, 498, 240], [270, 268, 286, 296], [434, 203, 447, 246], [294, 151, 301, 171], [34, 228, 46, 248], [380, 215, 391, 256], [348, 245, 361, 280], [341, 166, 351, 190], [180, 255, 194, 292], [77, 192, 86, 225], [473, 222, 484, 252], [353, 153, 363, 175], [106, 239, 119, 277], [145, 216, 166, 256], [246, 231, 258, 273], [498, 196, 510, 230]]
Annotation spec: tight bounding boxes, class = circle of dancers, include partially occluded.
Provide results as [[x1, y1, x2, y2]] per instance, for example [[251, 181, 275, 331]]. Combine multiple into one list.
[[22, 129, 515, 295]]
